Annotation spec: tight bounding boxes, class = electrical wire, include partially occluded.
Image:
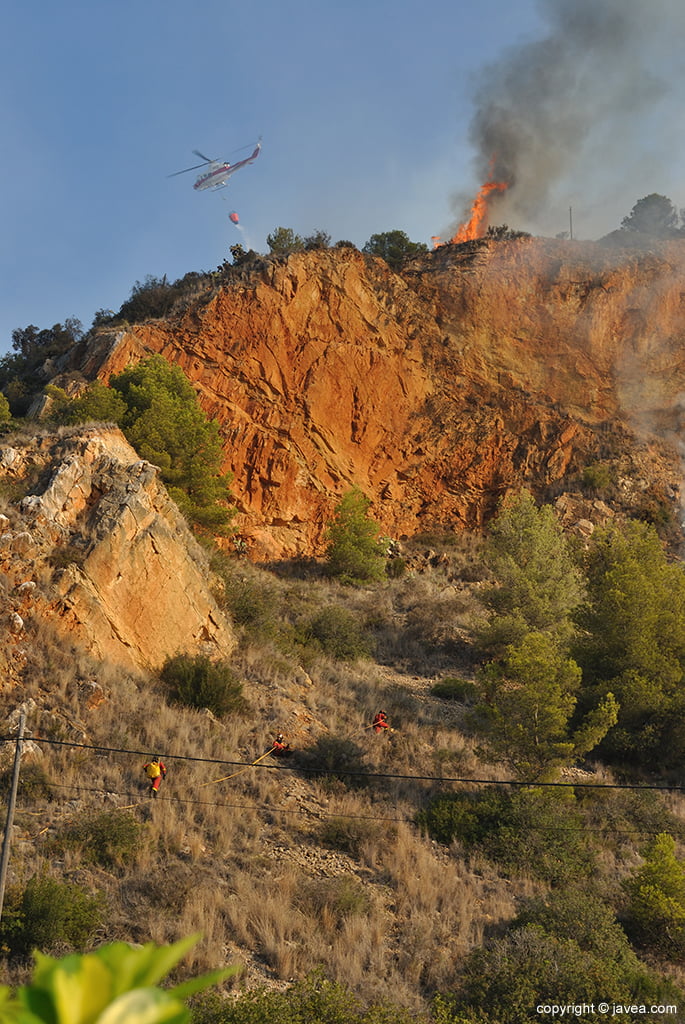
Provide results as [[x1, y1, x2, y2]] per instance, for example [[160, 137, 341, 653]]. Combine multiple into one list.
[[5, 733, 685, 792], [15, 779, 685, 838], [6, 733, 685, 837]]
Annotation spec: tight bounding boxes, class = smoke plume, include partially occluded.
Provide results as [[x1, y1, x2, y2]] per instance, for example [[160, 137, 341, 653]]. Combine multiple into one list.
[[458, 0, 685, 236]]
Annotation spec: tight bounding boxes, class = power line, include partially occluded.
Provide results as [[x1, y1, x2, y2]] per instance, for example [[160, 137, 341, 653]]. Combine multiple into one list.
[[35, 780, 413, 825], [17, 780, 685, 838], [7, 733, 685, 792]]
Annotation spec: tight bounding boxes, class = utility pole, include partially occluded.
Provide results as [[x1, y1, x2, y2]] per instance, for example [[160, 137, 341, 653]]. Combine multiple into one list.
[[0, 709, 26, 922], [569, 206, 574, 241]]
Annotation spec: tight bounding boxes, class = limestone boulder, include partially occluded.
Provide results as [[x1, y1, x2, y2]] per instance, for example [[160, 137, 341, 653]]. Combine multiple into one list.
[[0, 428, 234, 671]]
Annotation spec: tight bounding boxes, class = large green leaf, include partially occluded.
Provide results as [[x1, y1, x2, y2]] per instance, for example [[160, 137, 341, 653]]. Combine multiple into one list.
[[94, 988, 188, 1024], [94, 936, 200, 994], [21, 952, 113, 1024], [14, 938, 231, 1024]]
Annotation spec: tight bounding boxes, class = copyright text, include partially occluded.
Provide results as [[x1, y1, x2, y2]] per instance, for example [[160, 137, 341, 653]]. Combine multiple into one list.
[[536, 1004, 677, 1018]]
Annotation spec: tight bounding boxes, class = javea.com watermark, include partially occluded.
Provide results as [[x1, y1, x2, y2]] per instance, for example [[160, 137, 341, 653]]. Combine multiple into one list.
[[536, 1003, 678, 1018]]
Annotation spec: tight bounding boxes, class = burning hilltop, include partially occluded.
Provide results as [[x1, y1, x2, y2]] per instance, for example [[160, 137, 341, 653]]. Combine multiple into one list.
[[434, 174, 509, 247], [449, 178, 509, 242], [449, 0, 685, 242]]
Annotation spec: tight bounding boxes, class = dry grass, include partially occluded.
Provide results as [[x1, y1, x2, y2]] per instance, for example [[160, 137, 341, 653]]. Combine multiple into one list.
[[1, 554, 681, 1010]]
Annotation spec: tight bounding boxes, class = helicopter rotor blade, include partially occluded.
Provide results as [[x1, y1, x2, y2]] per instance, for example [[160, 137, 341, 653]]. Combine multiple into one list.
[[193, 149, 214, 163], [167, 161, 209, 178]]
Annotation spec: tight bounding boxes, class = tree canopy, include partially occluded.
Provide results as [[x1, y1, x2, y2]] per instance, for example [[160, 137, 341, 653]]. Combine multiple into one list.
[[574, 519, 685, 767], [52, 379, 127, 424], [625, 833, 685, 958], [0, 319, 84, 416], [620, 194, 682, 237], [474, 631, 617, 778], [470, 491, 617, 777], [361, 230, 428, 271], [54, 356, 235, 535], [266, 227, 305, 255], [479, 490, 584, 651], [109, 356, 235, 533], [324, 488, 386, 584]]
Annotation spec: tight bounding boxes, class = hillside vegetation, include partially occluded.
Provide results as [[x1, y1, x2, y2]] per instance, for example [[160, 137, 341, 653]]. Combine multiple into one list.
[[1, 458, 685, 1022], [3, 237, 685, 1022]]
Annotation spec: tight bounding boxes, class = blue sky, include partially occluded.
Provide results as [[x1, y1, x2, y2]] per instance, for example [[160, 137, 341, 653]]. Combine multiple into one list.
[[2, 0, 684, 354]]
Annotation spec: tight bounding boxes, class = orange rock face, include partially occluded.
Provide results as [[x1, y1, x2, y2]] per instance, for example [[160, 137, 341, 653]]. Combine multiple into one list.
[[78, 240, 685, 557]]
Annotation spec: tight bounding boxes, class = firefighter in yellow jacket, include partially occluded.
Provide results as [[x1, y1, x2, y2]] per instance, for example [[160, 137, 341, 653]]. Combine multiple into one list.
[[143, 757, 167, 798]]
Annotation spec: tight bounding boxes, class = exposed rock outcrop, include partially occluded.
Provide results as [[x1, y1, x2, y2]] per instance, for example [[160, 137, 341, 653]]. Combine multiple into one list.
[[0, 428, 234, 671], [71, 239, 685, 556]]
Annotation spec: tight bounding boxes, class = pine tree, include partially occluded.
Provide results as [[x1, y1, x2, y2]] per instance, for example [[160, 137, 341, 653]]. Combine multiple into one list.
[[110, 356, 235, 534], [473, 631, 617, 778], [625, 833, 685, 957], [574, 519, 685, 767], [479, 490, 584, 652], [324, 488, 386, 584]]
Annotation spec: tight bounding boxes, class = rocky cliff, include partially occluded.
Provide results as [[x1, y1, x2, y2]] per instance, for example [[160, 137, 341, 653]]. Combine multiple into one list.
[[70, 238, 685, 556], [0, 428, 234, 673]]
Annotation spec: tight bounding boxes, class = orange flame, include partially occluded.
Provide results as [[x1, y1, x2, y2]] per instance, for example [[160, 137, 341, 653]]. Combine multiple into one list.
[[450, 179, 508, 243]]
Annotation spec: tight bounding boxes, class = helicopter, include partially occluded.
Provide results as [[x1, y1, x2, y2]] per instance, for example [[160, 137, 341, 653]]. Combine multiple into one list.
[[169, 139, 261, 191]]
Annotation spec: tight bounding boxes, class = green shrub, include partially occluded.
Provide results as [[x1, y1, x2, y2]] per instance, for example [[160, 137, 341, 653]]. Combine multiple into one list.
[[61, 810, 144, 868], [0, 762, 52, 803], [58, 380, 128, 425], [624, 833, 685, 958], [1, 875, 105, 957], [161, 654, 245, 716], [116, 274, 180, 322], [318, 816, 384, 855], [324, 489, 386, 584], [634, 485, 680, 541], [488, 788, 594, 883], [210, 555, 307, 660], [445, 886, 683, 1024], [515, 886, 640, 971], [430, 677, 477, 702], [215, 565, 281, 641], [191, 970, 419, 1024], [43, 356, 236, 535], [385, 556, 406, 578], [582, 461, 614, 493], [485, 224, 531, 240], [418, 787, 594, 883], [301, 736, 368, 789], [111, 355, 236, 535], [305, 606, 372, 661], [1, 935, 233, 1024], [47, 542, 87, 571], [298, 875, 370, 924], [361, 229, 428, 270], [416, 789, 504, 848], [453, 925, 662, 1024]]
